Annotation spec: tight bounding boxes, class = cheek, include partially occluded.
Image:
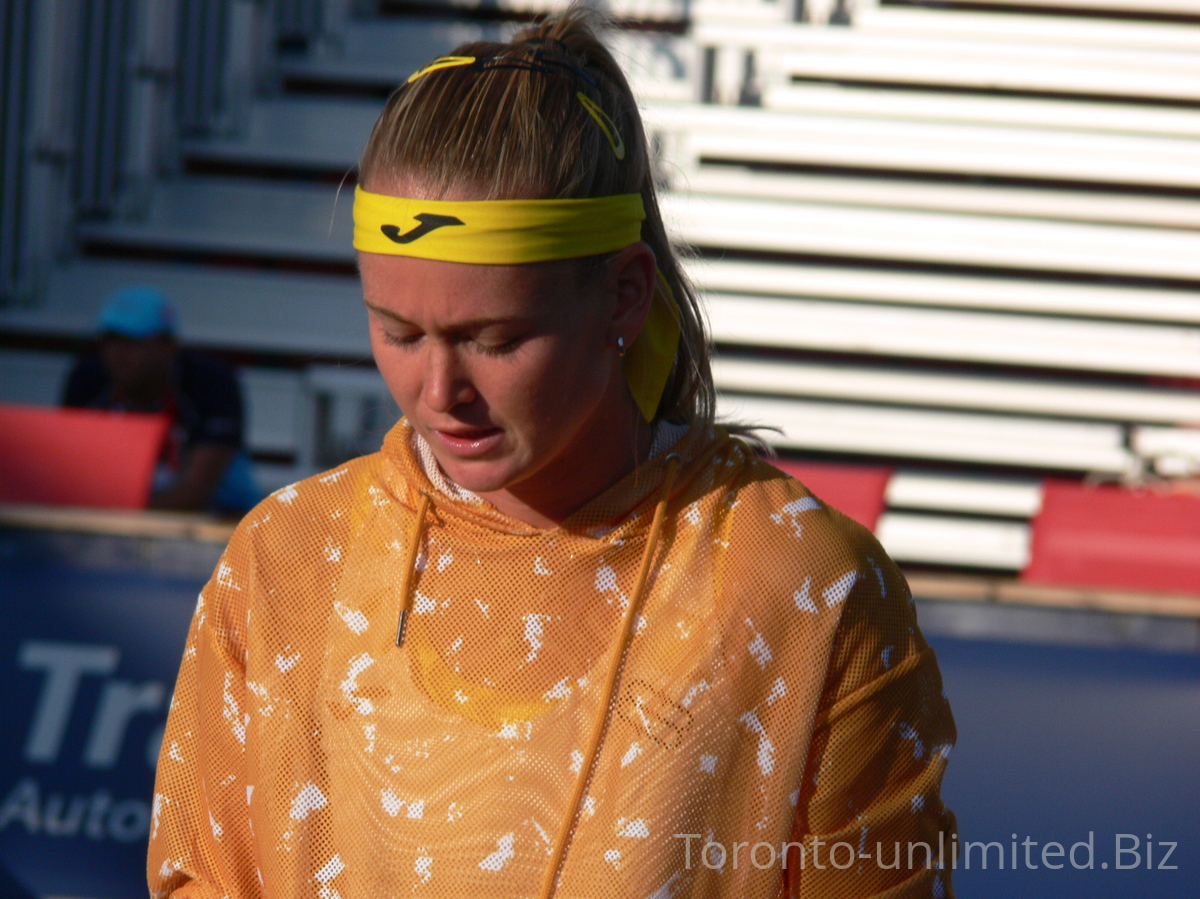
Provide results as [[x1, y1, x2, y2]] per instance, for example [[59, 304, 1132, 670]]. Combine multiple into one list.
[[520, 339, 610, 420]]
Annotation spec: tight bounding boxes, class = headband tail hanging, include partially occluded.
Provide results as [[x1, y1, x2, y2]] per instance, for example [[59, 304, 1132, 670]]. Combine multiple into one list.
[[624, 271, 681, 422]]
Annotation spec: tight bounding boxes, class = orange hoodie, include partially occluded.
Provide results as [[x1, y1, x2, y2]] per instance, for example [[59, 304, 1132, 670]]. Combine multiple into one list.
[[149, 419, 956, 899]]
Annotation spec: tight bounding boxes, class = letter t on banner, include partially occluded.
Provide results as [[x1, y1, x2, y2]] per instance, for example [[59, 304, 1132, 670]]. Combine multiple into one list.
[[20, 642, 120, 763]]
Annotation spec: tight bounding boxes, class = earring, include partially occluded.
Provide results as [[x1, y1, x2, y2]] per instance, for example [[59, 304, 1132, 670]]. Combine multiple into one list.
[[617, 336, 627, 357]]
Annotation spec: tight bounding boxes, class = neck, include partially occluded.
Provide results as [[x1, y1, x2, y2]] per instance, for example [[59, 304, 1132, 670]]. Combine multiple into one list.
[[477, 407, 656, 529]]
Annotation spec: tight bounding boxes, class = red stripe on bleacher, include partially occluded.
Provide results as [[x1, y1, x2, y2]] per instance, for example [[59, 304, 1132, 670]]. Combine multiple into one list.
[[1024, 479, 1200, 596]]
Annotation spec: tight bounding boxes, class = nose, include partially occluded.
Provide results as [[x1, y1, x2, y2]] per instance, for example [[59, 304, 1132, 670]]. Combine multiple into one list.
[[421, 341, 476, 413]]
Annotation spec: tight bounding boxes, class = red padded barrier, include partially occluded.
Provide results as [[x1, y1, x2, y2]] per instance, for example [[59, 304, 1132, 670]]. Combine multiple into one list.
[[0, 403, 169, 509], [768, 458, 892, 531], [1024, 478, 1200, 595]]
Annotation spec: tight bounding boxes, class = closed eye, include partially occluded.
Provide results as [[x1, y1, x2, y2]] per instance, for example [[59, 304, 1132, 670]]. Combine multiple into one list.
[[473, 336, 524, 357], [380, 330, 523, 356], [381, 330, 421, 348]]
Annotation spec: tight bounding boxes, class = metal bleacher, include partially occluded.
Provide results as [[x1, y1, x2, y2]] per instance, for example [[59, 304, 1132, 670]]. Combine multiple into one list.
[[3, 0, 1200, 573], [683, 0, 1200, 567]]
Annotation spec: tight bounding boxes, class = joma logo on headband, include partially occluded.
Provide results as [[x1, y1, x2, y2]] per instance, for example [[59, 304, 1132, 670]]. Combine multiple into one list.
[[381, 213, 465, 244]]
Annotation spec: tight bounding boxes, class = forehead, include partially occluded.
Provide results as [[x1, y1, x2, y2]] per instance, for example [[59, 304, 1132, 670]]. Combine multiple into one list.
[[359, 252, 586, 323]]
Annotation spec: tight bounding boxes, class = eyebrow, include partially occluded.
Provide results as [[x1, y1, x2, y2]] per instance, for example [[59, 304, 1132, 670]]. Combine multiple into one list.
[[362, 301, 409, 326], [362, 300, 525, 332]]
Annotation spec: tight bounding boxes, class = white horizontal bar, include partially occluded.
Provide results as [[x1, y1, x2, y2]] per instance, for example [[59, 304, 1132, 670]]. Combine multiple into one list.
[[763, 82, 1200, 139], [75, 178, 354, 263], [679, 166, 1200, 230], [914, 0, 1200, 15], [698, 17, 1200, 59], [692, 22, 1200, 99], [775, 44, 1200, 104], [658, 115, 1200, 191], [706, 293, 1200, 378], [876, 511, 1031, 570], [886, 471, 1044, 517], [189, 92, 1200, 202], [183, 97, 380, 170], [684, 258, 1200, 325], [857, 6, 1200, 52], [1133, 426, 1200, 459], [693, 0, 793, 23], [663, 192, 1200, 282], [18, 258, 369, 355], [717, 394, 1133, 472], [711, 356, 1200, 425]]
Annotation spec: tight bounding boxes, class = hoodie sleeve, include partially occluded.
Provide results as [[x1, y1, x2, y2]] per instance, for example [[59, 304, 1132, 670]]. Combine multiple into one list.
[[148, 524, 262, 899], [783, 543, 958, 899]]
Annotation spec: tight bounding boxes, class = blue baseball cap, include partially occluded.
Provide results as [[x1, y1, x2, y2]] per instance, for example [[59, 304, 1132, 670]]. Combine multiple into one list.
[[97, 286, 176, 338]]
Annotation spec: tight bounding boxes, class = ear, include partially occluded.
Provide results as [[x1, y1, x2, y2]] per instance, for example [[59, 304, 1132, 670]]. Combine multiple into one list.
[[605, 241, 657, 347]]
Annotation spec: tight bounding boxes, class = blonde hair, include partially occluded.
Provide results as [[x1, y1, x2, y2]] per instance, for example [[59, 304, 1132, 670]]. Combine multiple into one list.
[[359, 6, 715, 434]]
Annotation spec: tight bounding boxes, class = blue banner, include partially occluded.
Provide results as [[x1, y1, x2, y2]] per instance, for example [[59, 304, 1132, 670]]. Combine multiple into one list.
[[0, 526, 220, 899], [1, 523, 1196, 898]]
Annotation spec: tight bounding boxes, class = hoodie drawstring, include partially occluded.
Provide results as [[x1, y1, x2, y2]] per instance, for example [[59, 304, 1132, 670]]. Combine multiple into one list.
[[538, 452, 682, 899], [395, 491, 431, 647]]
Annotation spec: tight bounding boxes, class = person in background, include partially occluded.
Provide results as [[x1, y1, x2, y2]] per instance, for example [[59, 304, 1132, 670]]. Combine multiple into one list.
[[61, 285, 261, 514]]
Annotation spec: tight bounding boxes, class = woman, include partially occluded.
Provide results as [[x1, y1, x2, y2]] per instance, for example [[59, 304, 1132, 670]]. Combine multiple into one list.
[[148, 9, 956, 898]]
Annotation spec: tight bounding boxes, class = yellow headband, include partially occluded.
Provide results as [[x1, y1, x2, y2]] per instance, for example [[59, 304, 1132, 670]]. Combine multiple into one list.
[[353, 185, 645, 264], [353, 185, 680, 421]]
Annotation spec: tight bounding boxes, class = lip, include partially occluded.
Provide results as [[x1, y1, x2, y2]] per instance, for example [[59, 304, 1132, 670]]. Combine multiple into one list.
[[428, 426, 504, 458]]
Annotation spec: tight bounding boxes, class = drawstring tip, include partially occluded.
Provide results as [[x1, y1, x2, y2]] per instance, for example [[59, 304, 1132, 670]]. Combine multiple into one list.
[[395, 491, 431, 650]]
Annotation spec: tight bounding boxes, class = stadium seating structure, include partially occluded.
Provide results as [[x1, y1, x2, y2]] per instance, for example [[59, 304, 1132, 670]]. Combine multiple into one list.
[[2, 0, 1199, 597]]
